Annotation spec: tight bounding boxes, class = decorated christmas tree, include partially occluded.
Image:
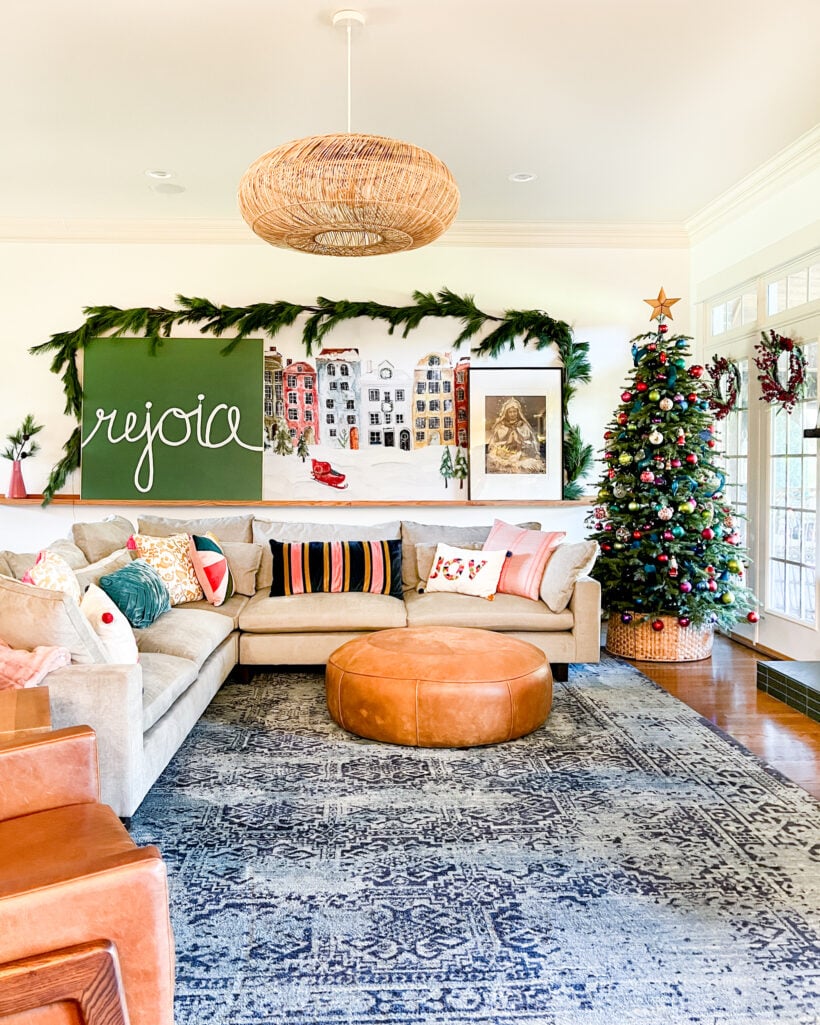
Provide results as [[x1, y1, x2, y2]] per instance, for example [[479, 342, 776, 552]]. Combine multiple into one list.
[[588, 289, 757, 660]]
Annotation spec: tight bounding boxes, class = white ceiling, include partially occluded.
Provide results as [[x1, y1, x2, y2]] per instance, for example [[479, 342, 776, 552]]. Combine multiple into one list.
[[2, 0, 819, 233]]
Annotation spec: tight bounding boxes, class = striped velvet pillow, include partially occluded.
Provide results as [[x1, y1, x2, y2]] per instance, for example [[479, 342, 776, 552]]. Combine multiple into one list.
[[269, 539, 403, 600], [483, 519, 566, 601]]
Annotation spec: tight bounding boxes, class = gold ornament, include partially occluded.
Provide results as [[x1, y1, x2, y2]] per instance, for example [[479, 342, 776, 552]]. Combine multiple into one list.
[[644, 287, 681, 321]]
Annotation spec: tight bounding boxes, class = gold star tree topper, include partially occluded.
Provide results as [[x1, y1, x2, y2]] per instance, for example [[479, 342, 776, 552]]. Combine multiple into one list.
[[644, 287, 680, 321]]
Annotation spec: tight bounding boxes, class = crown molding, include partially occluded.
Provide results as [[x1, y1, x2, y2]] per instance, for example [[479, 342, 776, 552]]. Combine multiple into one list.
[[0, 216, 690, 249], [686, 124, 820, 245]]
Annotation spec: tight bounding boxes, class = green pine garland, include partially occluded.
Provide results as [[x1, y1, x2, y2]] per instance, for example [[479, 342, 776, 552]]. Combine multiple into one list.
[[31, 288, 594, 504]]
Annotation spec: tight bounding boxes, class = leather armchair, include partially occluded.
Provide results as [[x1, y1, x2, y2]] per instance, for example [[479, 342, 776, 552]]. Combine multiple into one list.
[[0, 726, 175, 1025]]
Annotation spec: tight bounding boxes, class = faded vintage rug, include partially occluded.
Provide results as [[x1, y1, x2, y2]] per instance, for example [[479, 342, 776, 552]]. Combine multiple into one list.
[[130, 655, 820, 1025]]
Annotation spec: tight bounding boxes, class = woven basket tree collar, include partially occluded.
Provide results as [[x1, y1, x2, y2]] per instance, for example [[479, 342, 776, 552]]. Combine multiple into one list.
[[238, 133, 460, 256]]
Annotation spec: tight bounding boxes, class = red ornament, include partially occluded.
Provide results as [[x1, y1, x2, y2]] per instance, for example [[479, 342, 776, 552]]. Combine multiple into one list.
[[632, 530, 642, 540], [658, 324, 669, 335], [705, 565, 715, 575], [687, 393, 698, 403], [102, 612, 115, 624], [608, 469, 616, 479], [636, 381, 649, 392], [621, 391, 633, 402], [659, 352, 668, 363], [707, 580, 718, 592], [707, 440, 716, 448], [657, 553, 669, 563], [618, 412, 629, 425], [688, 365, 704, 378], [686, 453, 698, 465], [747, 611, 760, 623], [678, 616, 691, 627], [601, 543, 613, 552], [701, 528, 714, 540], [651, 618, 665, 631], [604, 430, 613, 439], [647, 343, 657, 351]]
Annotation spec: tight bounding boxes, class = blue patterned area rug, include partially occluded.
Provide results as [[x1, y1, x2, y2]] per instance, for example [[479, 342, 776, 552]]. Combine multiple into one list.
[[130, 655, 820, 1025]]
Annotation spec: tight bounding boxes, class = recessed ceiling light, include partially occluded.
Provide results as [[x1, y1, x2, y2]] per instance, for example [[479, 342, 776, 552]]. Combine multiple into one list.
[[508, 172, 537, 183], [145, 169, 175, 180]]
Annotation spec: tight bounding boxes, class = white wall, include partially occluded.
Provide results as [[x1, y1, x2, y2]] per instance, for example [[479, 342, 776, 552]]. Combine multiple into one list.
[[0, 238, 689, 551]]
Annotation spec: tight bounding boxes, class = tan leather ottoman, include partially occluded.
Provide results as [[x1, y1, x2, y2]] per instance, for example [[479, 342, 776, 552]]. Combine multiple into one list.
[[326, 626, 552, 747]]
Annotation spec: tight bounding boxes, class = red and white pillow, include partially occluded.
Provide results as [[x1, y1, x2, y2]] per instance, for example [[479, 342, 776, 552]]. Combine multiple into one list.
[[80, 584, 139, 664], [483, 519, 565, 601]]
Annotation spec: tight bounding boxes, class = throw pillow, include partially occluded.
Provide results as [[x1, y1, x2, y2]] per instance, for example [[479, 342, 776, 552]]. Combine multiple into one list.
[[270, 539, 403, 600], [423, 543, 508, 600], [128, 533, 204, 605], [415, 541, 484, 590], [540, 540, 599, 613], [483, 519, 566, 601], [99, 559, 171, 629], [80, 584, 139, 664], [22, 550, 82, 603], [189, 534, 234, 607]]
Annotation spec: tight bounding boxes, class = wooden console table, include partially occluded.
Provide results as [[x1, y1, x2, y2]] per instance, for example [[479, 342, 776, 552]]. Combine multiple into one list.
[[0, 687, 52, 739]]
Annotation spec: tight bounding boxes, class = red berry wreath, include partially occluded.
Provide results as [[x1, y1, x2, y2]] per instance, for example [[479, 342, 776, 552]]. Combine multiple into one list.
[[753, 330, 807, 413], [706, 354, 741, 420]]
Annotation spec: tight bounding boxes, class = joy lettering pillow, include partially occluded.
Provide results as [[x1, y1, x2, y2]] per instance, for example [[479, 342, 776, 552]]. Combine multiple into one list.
[[424, 543, 508, 600]]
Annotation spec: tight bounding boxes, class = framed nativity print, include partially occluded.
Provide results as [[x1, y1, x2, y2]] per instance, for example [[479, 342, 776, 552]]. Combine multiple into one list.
[[468, 366, 563, 501]]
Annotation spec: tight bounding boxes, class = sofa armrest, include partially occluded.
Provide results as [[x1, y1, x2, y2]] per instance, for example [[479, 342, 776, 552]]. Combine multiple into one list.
[[569, 575, 602, 663], [41, 664, 144, 817], [0, 726, 99, 822]]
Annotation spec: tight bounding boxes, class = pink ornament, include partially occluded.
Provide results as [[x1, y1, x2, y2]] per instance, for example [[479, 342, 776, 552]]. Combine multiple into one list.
[[679, 580, 693, 593], [678, 616, 691, 627], [701, 528, 714, 540], [621, 391, 633, 402]]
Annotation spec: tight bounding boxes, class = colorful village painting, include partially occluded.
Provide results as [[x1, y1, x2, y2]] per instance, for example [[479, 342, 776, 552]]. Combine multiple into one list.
[[262, 346, 470, 502]]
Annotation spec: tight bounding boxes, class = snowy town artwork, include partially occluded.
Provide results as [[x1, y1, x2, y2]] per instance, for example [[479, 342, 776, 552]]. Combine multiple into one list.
[[262, 345, 471, 502]]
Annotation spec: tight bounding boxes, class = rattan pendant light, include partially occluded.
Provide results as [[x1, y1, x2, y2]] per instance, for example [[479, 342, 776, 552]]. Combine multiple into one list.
[[237, 9, 460, 257]]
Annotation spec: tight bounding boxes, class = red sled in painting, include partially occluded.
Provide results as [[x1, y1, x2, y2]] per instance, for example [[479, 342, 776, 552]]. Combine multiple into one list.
[[311, 459, 348, 489]]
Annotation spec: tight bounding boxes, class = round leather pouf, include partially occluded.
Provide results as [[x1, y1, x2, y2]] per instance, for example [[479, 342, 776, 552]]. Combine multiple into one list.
[[326, 625, 552, 748]]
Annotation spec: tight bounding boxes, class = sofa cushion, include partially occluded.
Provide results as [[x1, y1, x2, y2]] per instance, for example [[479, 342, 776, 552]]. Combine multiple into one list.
[[71, 516, 135, 563], [99, 559, 171, 628], [176, 593, 249, 629], [45, 539, 90, 570], [269, 539, 403, 600], [253, 519, 401, 590], [133, 608, 234, 670], [540, 541, 599, 613], [221, 542, 262, 596], [400, 521, 540, 592], [0, 551, 37, 580], [0, 576, 106, 664], [403, 587, 574, 631], [140, 652, 199, 731], [239, 589, 407, 633], [138, 513, 253, 543], [484, 520, 565, 601], [129, 533, 204, 605], [75, 548, 133, 591]]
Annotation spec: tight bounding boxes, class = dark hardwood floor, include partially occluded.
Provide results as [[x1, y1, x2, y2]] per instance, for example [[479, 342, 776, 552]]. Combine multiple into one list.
[[621, 634, 820, 799]]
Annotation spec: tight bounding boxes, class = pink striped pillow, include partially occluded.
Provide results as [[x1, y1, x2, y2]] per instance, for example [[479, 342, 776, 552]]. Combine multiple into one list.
[[483, 520, 565, 601]]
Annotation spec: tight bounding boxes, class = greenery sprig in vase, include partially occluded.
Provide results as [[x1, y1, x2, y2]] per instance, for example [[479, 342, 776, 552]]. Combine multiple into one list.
[[3, 414, 43, 499]]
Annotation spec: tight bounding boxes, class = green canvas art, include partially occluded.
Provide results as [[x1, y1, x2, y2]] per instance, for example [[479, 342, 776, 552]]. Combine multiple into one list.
[[81, 337, 263, 500]]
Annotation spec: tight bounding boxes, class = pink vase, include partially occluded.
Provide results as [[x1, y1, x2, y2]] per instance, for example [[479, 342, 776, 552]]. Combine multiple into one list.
[[6, 460, 27, 499]]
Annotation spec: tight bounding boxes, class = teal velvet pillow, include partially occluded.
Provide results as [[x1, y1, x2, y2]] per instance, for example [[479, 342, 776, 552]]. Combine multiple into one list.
[[99, 558, 171, 628]]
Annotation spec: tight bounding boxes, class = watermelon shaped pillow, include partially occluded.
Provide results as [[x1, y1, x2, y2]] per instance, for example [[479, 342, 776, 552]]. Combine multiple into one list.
[[189, 534, 234, 607]]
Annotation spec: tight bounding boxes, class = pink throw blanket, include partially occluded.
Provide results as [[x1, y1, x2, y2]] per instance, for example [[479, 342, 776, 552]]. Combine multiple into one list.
[[0, 637, 71, 690]]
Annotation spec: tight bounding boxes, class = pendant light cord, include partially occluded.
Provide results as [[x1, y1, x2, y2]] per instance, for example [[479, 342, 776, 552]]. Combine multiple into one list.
[[346, 21, 353, 133]]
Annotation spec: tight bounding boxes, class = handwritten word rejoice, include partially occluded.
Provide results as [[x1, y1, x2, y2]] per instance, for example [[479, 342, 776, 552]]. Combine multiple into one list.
[[82, 394, 263, 494]]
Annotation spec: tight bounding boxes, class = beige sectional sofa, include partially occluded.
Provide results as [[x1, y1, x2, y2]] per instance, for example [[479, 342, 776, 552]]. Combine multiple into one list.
[[0, 513, 600, 817]]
